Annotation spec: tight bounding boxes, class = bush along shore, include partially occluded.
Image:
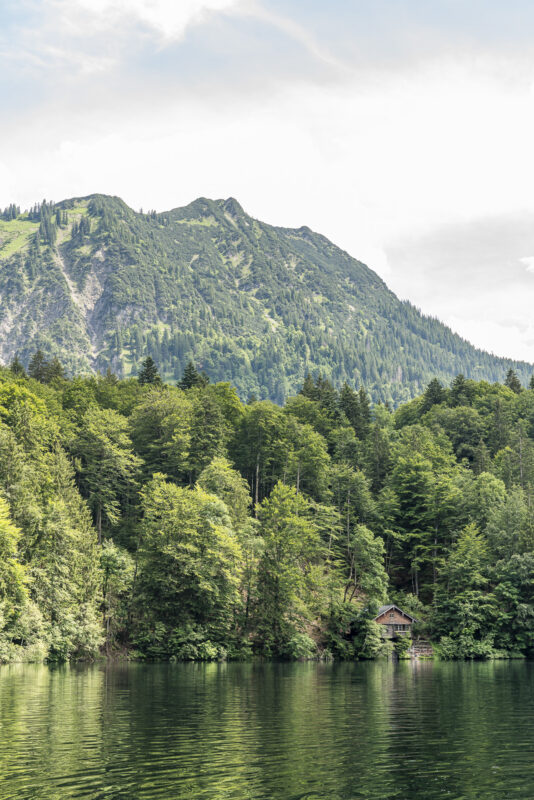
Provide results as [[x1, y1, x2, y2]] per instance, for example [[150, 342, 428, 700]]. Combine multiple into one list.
[[1, 355, 534, 663]]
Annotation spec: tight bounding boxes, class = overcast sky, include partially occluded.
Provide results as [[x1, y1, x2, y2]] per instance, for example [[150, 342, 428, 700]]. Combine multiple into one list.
[[2, 1, 534, 361]]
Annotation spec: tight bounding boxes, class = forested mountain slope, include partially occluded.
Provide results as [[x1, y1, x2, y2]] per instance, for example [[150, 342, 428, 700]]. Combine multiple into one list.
[[0, 194, 531, 404]]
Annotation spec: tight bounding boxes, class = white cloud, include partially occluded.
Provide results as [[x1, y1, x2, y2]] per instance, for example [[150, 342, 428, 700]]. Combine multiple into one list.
[[384, 214, 534, 361], [4, 54, 534, 246], [444, 315, 534, 363], [0, 0, 248, 77], [243, 2, 348, 73], [520, 256, 534, 274], [51, 0, 246, 42]]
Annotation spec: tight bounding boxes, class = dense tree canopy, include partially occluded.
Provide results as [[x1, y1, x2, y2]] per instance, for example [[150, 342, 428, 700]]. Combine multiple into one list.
[[1, 359, 534, 663]]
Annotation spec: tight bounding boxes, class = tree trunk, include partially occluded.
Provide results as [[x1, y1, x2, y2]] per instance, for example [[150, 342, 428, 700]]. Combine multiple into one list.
[[346, 489, 351, 558], [519, 427, 524, 489], [97, 505, 102, 545], [254, 455, 260, 517]]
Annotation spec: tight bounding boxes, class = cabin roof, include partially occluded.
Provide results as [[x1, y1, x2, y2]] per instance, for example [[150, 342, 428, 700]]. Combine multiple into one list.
[[374, 604, 417, 623]]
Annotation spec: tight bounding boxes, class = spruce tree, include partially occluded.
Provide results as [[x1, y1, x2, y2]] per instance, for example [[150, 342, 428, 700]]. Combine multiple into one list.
[[104, 367, 118, 385], [28, 350, 49, 383], [472, 439, 491, 476], [45, 356, 65, 384], [179, 360, 202, 389], [358, 388, 371, 437], [339, 382, 362, 435], [299, 373, 317, 400], [421, 378, 446, 412], [505, 368, 522, 394], [9, 355, 25, 377], [450, 374, 473, 407], [138, 356, 161, 386]]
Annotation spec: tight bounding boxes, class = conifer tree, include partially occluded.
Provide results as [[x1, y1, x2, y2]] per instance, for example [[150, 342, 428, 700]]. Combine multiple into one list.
[[450, 374, 473, 407], [339, 382, 364, 435], [74, 407, 141, 542], [179, 360, 204, 389], [299, 373, 317, 400], [45, 356, 65, 384], [104, 367, 118, 384], [358, 388, 371, 437], [0, 497, 27, 628], [28, 350, 49, 383], [188, 394, 226, 481], [472, 439, 491, 476], [505, 368, 522, 394], [421, 378, 446, 412], [138, 356, 161, 386], [255, 482, 322, 654], [9, 355, 25, 377]]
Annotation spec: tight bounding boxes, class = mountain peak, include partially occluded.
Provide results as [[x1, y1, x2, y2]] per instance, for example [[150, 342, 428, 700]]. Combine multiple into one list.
[[0, 193, 532, 404], [221, 197, 246, 218]]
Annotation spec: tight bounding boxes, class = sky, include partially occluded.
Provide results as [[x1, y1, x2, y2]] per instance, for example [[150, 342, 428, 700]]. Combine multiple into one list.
[[2, 0, 534, 361]]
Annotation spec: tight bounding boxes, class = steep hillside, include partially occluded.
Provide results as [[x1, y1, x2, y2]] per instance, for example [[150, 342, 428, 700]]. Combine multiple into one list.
[[0, 194, 531, 403]]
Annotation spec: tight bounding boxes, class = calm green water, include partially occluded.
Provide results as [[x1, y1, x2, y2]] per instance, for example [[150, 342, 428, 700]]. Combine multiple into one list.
[[0, 661, 533, 799]]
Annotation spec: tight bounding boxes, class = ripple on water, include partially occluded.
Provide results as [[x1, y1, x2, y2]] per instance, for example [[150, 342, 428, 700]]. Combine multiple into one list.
[[0, 661, 533, 800]]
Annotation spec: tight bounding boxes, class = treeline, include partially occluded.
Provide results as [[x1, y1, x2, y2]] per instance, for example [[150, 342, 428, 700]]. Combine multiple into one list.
[[1, 356, 534, 663]]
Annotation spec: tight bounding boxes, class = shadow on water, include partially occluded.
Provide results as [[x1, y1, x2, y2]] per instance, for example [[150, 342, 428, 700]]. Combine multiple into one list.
[[0, 660, 533, 799]]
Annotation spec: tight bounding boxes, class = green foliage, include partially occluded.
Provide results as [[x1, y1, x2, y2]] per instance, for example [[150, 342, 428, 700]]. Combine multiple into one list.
[[73, 406, 141, 541], [341, 523, 388, 605], [137, 356, 161, 386], [324, 604, 387, 660], [505, 368, 523, 394], [254, 483, 325, 656], [129, 387, 192, 480], [1, 360, 534, 663], [28, 350, 66, 385], [100, 540, 135, 653], [0, 497, 28, 659], [29, 453, 103, 661], [1, 194, 533, 404], [394, 634, 412, 658], [179, 360, 208, 390], [134, 474, 242, 657], [197, 456, 251, 529], [9, 356, 25, 377]]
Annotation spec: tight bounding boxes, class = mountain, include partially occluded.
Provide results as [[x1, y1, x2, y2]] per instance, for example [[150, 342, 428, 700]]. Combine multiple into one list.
[[0, 194, 531, 404]]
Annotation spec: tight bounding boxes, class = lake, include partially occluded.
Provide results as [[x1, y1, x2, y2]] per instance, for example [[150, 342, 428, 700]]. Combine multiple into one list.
[[0, 660, 533, 799]]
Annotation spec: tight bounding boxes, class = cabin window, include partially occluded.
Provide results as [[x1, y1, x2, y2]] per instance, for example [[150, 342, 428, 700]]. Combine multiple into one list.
[[389, 612, 394, 619]]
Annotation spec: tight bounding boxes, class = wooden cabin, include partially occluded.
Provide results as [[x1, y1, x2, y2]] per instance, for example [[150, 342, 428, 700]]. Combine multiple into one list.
[[373, 605, 416, 638]]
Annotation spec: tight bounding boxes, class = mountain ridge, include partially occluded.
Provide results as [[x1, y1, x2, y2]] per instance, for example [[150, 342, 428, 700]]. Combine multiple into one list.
[[0, 193, 531, 404]]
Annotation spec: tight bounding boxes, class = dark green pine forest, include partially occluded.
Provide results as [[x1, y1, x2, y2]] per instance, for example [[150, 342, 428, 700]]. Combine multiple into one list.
[[2, 356, 534, 663], [0, 195, 532, 406]]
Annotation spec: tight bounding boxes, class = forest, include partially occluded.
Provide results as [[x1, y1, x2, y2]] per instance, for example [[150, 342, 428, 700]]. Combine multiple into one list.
[[1, 195, 533, 406], [1, 353, 534, 663]]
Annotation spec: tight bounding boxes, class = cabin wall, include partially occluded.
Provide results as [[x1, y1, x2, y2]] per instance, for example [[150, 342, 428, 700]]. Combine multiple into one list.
[[375, 610, 411, 626]]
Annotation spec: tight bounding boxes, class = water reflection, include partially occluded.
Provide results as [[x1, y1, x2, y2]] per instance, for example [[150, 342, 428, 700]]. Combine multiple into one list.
[[0, 660, 532, 799]]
